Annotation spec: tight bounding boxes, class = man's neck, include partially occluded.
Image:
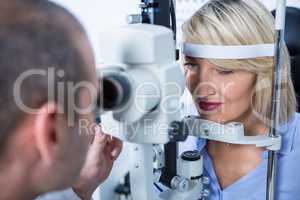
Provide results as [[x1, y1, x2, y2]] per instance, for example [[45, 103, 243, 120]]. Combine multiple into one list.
[[0, 162, 37, 200]]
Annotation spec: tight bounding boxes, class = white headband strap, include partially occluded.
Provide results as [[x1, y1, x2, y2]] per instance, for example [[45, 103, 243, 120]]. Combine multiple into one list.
[[181, 43, 275, 59]]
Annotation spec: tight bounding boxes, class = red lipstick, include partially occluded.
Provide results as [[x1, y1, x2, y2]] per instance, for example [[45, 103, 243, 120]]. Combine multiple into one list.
[[198, 101, 222, 111]]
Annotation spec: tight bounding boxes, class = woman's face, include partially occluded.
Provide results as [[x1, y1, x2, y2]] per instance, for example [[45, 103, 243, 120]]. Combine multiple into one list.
[[184, 56, 256, 123]]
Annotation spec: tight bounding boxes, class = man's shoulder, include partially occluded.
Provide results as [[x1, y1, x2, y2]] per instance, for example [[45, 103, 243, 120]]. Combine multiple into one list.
[[36, 188, 83, 200]]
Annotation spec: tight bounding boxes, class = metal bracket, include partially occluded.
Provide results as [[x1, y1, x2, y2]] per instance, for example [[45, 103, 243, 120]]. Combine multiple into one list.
[[183, 116, 282, 151]]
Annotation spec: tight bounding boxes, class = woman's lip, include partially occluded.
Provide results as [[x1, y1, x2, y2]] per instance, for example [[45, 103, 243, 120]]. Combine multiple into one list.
[[198, 101, 222, 111]]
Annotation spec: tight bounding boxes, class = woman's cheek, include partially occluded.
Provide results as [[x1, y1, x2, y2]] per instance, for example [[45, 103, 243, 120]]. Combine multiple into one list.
[[220, 81, 236, 101], [222, 80, 254, 116], [185, 71, 199, 93]]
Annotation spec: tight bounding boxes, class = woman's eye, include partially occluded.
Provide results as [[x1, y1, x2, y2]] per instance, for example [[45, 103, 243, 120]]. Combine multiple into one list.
[[184, 63, 198, 70], [216, 68, 234, 75]]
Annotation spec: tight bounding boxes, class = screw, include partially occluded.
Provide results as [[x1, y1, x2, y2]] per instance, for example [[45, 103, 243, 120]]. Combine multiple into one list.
[[178, 179, 189, 192], [203, 129, 209, 136], [202, 177, 210, 185], [202, 189, 210, 197]]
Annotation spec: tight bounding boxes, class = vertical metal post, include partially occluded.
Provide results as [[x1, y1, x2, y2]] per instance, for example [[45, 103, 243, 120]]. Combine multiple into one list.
[[130, 144, 156, 200], [266, 1, 286, 200]]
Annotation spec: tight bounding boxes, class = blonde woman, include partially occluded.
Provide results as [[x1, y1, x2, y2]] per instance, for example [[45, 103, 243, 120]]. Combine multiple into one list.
[[181, 0, 300, 199]]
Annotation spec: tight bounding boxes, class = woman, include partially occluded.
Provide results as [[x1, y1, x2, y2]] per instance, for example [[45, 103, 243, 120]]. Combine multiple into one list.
[[181, 0, 300, 199]]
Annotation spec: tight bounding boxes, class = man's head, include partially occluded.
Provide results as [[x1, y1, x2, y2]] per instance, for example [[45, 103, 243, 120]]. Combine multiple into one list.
[[0, 0, 98, 194]]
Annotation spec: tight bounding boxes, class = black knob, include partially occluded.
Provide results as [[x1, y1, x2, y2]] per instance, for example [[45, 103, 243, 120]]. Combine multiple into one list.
[[181, 150, 201, 161], [168, 121, 189, 142]]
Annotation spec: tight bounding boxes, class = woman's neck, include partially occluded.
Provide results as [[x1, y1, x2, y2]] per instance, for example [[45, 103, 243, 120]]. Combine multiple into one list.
[[206, 112, 269, 189]]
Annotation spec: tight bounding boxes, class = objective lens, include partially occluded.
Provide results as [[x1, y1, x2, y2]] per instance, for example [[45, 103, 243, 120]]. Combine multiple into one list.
[[98, 74, 131, 111]]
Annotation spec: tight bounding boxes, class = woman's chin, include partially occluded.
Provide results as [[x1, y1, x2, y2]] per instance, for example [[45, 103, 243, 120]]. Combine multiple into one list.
[[198, 113, 235, 124]]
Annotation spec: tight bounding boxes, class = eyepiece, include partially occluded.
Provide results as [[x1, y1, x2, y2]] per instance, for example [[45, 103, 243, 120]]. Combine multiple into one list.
[[98, 73, 131, 111]]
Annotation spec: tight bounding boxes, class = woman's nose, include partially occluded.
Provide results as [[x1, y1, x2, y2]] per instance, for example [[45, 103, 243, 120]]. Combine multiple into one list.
[[194, 66, 216, 98]]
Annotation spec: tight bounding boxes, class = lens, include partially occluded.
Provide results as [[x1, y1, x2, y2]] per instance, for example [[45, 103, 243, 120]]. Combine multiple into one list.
[[98, 74, 131, 111]]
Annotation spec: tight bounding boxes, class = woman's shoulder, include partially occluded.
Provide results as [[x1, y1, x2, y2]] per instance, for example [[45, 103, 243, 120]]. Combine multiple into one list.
[[283, 112, 300, 128], [291, 112, 300, 128], [286, 112, 300, 149]]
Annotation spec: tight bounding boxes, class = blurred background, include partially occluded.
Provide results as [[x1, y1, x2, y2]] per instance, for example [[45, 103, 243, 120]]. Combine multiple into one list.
[[49, 1, 300, 199]]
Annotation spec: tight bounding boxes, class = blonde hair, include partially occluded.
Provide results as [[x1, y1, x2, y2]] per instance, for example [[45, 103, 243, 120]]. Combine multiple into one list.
[[182, 0, 297, 124]]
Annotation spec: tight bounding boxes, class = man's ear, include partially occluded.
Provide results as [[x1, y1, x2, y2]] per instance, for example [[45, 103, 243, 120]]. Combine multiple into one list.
[[34, 103, 60, 165]]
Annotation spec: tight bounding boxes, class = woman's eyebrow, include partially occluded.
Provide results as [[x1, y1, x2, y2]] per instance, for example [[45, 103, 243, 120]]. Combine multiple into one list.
[[213, 64, 226, 70], [184, 56, 196, 62]]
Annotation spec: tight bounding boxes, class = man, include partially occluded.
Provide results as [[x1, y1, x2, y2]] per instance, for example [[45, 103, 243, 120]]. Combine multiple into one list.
[[0, 0, 122, 200]]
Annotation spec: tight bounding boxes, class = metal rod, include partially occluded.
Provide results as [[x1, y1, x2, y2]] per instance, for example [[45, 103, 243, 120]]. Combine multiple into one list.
[[266, 1, 286, 200]]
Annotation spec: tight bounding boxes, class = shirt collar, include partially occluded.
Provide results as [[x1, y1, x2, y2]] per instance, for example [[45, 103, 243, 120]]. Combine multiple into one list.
[[197, 138, 207, 153]]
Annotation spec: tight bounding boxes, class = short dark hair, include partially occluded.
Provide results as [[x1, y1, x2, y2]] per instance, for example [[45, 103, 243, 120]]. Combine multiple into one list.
[[0, 0, 91, 155]]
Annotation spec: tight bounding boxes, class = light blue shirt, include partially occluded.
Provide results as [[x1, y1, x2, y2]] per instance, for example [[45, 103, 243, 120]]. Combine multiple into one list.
[[190, 112, 300, 200]]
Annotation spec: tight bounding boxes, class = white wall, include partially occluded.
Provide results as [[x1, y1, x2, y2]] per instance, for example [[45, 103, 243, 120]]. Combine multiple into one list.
[[50, 0, 139, 63]]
